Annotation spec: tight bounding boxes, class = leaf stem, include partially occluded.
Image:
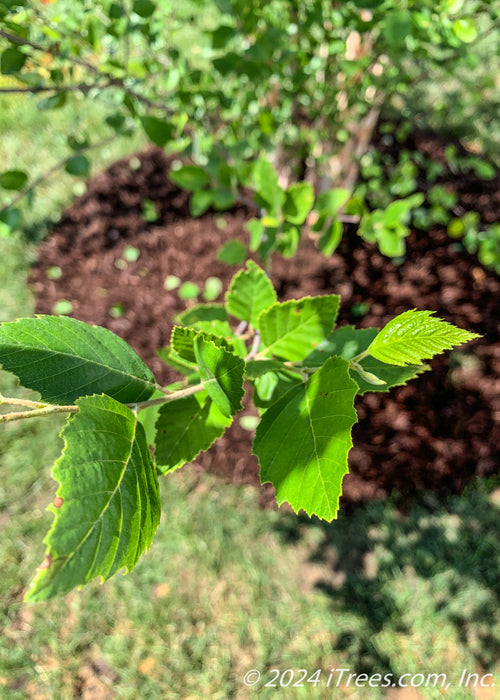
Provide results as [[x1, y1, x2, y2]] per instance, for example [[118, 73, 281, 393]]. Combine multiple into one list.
[[0, 384, 206, 423], [350, 349, 370, 364], [0, 405, 78, 423], [245, 332, 261, 361]]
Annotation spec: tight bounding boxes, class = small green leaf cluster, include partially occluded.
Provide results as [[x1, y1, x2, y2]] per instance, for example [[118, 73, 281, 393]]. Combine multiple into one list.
[[0, 262, 480, 600]]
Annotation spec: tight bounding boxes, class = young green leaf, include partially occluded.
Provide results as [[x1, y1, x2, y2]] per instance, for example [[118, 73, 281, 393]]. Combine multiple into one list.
[[0, 316, 156, 404], [258, 295, 340, 361], [157, 346, 196, 375], [140, 116, 173, 147], [155, 391, 231, 473], [304, 325, 429, 394], [253, 357, 358, 521], [245, 359, 284, 379], [217, 239, 247, 264], [253, 157, 285, 213], [318, 220, 343, 255], [64, 155, 90, 177], [225, 260, 277, 327], [193, 335, 244, 418], [0, 169, 29, 191], [283, 182, 314, 225], [171, 326, 235, 364], [25, 394, 161, 601], [171, 326, 199, 363], [169, 165, 210, 191], [367, 310, 481, 366], [177, 304, 227, 325], [1, 47, 26, 74]]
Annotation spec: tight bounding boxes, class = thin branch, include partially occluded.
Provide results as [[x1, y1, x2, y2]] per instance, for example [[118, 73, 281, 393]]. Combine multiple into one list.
[[0, 383, 206, 423], [0, 134, 115, 216], [0, 405, 78, 423], [245, 332, 261, 361], [130, 383, 205, 410], [0, 28, 173, 112], [0, 81, 112, 95]]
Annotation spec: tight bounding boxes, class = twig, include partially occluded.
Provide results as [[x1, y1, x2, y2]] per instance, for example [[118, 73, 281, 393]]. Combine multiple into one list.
[[0, 82, 113, 94], [0, 134, 115, 216], [245, 332, 261, 361], [0, 383, 206, 424]]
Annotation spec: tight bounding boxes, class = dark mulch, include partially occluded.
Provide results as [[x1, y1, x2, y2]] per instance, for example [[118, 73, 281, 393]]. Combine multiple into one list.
[[28, 140, 500, 511]]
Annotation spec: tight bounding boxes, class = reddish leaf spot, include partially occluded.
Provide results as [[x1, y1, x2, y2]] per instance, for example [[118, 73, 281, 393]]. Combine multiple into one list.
[[39, 554, 52, 570], [53, 496, 64, 508]]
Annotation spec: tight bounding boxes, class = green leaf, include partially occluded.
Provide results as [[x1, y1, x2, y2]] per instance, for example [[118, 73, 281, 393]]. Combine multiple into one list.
[[283, 182, 314, 225], [64, 155, 90, 177], [155, 391, 231, 472], [190, 189, 213, 216], [378, 229, 405, 258], [211, 25, 238, 49], [384, 194, 424, 227], [367, 310, 481, 366], [258, 295, 340, 361], [315, 188, 351, 216], [1, 46, 26, 74], [245, 359, 284, 379], [187, 320, 247, 357], [305, 326, 378, 366], [254, 371, 278, 402], [157, 346, 196, 375], [225, 260, 277, 327], [253, 157, 285, 213], [383, 11, 412, 48], [216, 239, 247, 264], [193, 335, 244, 418], [133, 0, 156, 17], [171, 326, 199, 363], [177, 304, 227, 325], [304, 325, 426, 394], [0, 316, 156, 404], [169, 165, 210, 191], [453, 18, 478, 43], [246, 218, 265, 251], [0, 169, 28, 191], [253, 357, 358, 521], [171, 326, 235, 364], [25, 394, 161, 600], [140, 116, 173, 147], [318, 220, 343, 255], [37, 91, 67, 110]]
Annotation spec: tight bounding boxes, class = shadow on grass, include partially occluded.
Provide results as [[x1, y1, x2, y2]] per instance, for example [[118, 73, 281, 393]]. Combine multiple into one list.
[[273, 478, 500, 676]]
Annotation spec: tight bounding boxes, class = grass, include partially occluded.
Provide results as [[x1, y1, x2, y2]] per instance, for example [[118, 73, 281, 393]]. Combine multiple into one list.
[[0, 239, 499, 699], [0, 88, 145, 240]]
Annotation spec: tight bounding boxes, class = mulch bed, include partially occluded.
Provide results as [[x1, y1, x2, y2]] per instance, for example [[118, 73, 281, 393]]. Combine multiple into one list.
[[28, 134, 500, 510]]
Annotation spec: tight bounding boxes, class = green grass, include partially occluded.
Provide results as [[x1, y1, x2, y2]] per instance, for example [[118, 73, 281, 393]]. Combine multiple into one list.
[[0, 239, 499, 698], [0, 89, 145, 240]]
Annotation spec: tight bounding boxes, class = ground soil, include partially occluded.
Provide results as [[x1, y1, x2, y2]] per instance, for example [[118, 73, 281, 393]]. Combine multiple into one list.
[[28, 131, 500, 510]]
